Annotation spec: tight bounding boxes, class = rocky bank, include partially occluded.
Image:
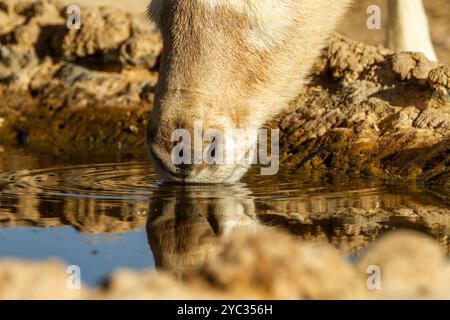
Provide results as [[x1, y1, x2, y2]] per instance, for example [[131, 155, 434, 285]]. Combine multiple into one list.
[[0, 0, 448, 190], [278, 38, 450, 190]]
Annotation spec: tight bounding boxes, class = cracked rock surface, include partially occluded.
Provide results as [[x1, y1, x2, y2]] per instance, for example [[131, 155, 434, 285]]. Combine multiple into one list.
[[278, 35, 450, 190]]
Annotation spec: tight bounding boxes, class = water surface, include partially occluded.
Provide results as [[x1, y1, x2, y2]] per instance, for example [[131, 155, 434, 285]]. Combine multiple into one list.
[[0, 147, 449, 286]]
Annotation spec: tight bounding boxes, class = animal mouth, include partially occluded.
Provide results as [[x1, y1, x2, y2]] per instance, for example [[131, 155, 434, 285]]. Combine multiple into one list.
[[147, 147, 182, 182], [148, 147, 251, 184]]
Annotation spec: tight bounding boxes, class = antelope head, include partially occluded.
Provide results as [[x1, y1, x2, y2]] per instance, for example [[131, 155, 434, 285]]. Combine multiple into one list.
[[146, 0, 351, 183]]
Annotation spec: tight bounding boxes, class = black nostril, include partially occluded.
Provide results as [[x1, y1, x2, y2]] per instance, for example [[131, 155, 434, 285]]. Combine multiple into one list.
[[176, 163, 194, 179]]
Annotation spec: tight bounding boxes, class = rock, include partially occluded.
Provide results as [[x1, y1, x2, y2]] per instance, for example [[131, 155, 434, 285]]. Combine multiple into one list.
[[279, 35, 450, 189], [116, 20, 162, 69], [190, 232, 367, 299], [429, 65, 450, 88], [392, 52, 437, 81], [356, 231, 450, 299], [0, 259, 85, 299], [93, 270, 220, 300], [55, 6, 132, 61], [0, 0, 161, 87]]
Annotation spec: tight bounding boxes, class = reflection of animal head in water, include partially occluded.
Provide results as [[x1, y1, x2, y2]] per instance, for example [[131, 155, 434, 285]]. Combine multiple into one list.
[[146, 183, 265, 275]]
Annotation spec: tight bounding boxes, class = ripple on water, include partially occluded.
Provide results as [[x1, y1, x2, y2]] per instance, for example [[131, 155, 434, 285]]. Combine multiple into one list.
[[0, 162, 160, 201], [0, 149, 449, 285]]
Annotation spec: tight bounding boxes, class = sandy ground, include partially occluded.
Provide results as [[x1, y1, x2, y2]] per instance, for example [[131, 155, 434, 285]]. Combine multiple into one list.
[[337, 0, 450, 65], [70, 0, 449, 64], [63, 0, 147, 13]]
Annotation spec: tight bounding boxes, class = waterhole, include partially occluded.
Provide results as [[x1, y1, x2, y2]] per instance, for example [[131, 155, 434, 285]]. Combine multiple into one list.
[[0, 148, 449, 286]]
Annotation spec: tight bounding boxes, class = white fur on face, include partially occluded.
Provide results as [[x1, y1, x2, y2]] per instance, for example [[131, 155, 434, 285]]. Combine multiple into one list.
[[245, 0, 296, 50], [197, 0, 248, 11], [147, 0, 353, 183]]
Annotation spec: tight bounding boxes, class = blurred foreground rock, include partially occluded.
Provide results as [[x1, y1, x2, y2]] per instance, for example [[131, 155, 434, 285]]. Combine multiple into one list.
[[0, 230, 449, 299]]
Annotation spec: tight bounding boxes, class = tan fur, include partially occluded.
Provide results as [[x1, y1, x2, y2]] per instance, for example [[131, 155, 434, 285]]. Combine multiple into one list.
[[146, 0, 352, 183], [146, 0, 437, 183]]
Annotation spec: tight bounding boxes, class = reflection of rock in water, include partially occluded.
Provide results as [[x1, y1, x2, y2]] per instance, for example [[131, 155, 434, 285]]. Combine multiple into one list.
[[256, 194, 450, 255], [0, 159, 449, 254], [246, 174, 450, 254], [147, 182, 450, 277], [147, 183, 264, 275]]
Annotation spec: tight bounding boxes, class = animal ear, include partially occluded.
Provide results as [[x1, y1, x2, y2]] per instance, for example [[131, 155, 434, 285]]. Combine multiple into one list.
[[146, 0, 166, 29]]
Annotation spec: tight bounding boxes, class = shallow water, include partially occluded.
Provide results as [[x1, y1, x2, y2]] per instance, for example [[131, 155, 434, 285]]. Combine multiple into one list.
[[0, 148, 449, 286]]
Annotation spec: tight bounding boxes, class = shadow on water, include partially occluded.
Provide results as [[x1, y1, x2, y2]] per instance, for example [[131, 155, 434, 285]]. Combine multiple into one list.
[[0, 147, 449, 284]]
